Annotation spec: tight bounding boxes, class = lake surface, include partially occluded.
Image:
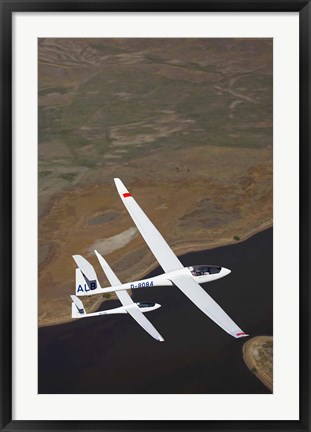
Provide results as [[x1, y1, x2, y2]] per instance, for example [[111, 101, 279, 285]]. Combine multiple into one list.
[[38, 228, 272, 394]]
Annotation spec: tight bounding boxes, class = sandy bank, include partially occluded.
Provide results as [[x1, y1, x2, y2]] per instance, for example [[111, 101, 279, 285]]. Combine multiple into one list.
[[243, 335, 273, 392]]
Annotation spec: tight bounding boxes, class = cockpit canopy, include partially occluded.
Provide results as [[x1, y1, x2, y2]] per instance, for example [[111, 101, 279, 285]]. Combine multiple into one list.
[[137, 302, 156, 308], [189, 265, 222, 276]]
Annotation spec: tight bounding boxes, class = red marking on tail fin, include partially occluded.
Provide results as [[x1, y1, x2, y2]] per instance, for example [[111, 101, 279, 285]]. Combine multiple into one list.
[[123, 193, 131, 198]]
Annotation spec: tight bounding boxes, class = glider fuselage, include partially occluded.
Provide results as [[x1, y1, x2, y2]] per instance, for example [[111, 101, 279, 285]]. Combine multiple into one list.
[[76, 265, 231, 296]]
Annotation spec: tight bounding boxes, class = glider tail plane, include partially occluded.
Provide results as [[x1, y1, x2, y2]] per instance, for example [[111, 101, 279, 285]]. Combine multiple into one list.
[[71, 295, 86, 318], [73, 255, 102, 296]]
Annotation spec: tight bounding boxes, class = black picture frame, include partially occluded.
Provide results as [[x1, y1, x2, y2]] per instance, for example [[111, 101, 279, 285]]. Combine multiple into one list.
[[1, 1, 310, 431]]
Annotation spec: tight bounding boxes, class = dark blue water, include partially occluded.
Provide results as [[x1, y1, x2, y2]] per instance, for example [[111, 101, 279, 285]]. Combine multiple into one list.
[[38, 228, 272, 394]]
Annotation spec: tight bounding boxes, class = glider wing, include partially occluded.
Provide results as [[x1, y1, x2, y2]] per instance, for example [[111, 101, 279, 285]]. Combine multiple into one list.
[[94, 249, 132, 306], [95, 250, 164, 342], [125, 304, 164, 342], [114, 178, 183, 273], [170, 273, 248, 339]]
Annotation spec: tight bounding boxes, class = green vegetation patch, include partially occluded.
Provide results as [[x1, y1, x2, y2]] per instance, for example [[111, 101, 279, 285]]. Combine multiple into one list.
[[39, 86, 73, 97], [58, 172, 78, 182], [39, 170, 53, 178]]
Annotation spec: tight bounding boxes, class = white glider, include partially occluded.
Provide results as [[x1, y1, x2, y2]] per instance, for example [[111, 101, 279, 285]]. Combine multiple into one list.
[[72, 178, 248, 340], [71, 253, 164, 342]]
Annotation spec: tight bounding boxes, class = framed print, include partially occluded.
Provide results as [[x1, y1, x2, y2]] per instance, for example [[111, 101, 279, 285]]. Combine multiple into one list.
[[1, 1, 310, 431]]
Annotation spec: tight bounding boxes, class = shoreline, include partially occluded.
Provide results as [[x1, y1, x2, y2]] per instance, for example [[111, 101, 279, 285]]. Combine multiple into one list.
[[243, 336, 273, 392], [39, 222, 272, 328]]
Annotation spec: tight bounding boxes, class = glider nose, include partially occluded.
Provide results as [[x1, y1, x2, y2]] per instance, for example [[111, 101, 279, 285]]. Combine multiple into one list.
[[221, 267, 231, 277]]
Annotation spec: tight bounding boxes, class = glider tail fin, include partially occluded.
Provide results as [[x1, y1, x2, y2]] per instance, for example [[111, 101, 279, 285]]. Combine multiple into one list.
[[71, 295, 86, 318], [74, 267, 87, 296], [72, 255, 101, 296]]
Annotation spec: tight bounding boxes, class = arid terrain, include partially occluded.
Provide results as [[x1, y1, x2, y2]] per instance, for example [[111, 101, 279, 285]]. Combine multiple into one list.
[[243, 336, 273, 391], [38, 38, 272, 326]]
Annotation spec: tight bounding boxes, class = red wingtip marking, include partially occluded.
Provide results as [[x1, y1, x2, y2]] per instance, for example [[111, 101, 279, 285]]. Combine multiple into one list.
[[236, 332, 247, 337], [123, 192, 131, 198]]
